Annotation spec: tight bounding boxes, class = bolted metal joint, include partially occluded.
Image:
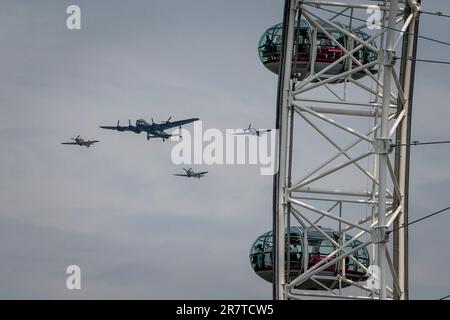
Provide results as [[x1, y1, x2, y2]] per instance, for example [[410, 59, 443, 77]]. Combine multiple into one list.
[[375, 138, 392, 155], [372, 226, 389, 243], [384, 50, 396, 66], [281, 187, 288, 206], [414, 3, 422, 16]]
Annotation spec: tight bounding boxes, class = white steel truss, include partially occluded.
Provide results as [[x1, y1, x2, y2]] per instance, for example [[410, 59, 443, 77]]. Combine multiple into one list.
[[273, 0, 421, 300]]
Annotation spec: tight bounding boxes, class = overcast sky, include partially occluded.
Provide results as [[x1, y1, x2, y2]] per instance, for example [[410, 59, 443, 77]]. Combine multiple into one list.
[[0, 0, 449, 299]]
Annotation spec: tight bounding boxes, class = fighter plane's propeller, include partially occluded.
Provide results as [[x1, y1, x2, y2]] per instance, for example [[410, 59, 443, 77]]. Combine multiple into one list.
[[151, 118, 154, 124], [129, 120, 132, 127], [117, 120, 120, 128], [72, 135, 80, 140], [165, 116, 172, 124], [247, 124, 252, 130]]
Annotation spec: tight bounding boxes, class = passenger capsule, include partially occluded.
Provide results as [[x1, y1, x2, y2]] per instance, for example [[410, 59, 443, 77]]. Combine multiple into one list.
[[258, 20, 379, 82], [249, 226, 370, 290]]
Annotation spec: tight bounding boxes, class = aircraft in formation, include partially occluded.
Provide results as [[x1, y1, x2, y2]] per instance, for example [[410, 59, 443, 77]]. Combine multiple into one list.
[[234, 124, 272, 137], [173, 168, 208, 179], [99, 117, 199, 141], [61, 135, 99, 148], [62, 118, 269, 179]]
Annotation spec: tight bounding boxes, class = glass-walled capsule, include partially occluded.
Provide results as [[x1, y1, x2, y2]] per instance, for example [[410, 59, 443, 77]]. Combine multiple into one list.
[[258, 20, 378, 82], [249, 226, 370, 290]]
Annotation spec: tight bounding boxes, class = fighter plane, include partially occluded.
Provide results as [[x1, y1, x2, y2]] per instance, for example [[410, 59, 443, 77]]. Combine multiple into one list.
[[173, 168, 208, 179], [234, 124, 272, 137], [61, 135, 99, 148], [100, 117, 199, 141]]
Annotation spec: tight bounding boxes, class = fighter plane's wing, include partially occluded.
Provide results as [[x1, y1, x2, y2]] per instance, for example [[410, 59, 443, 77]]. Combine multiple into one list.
[[173, 174, 189, 177], [86, 140, 100, 146], [258, 129, 272, 133], [233, 132, 250, 135], [160, 118, 199, 130], [61, 142, 78, 145], [197, 171, 208, 175]]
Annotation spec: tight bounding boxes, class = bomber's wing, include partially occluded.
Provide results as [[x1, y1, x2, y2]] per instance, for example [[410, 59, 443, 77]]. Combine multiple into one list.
[[61, 142, 78, 145], [100, 125, 136, 132], [160, 118, 199, 130], [100, 120, 139, 132]]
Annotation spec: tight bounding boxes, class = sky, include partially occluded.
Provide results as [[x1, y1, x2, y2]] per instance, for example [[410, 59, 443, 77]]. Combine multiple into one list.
[[0, 0, 449, 299]]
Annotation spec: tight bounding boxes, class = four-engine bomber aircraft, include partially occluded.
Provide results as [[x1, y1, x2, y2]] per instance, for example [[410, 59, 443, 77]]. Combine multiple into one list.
[[61, 135, 99, 148], [173, 168, 208, 179], [234, 124, 272, 137], [100, 117, 199, 141]]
